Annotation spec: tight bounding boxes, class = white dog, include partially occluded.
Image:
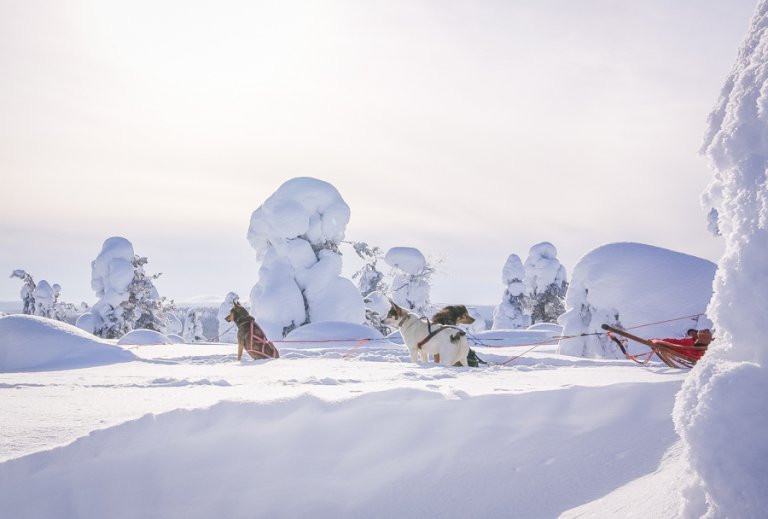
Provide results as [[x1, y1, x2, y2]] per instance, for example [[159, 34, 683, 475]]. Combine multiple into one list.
[[384, 302, 470, 367]]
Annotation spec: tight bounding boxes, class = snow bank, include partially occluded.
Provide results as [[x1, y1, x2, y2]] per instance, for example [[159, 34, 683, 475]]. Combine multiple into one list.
[[558, 242, 716, 359], [283, 321, 384, 349], [0, 383, 681, 519], [116, 329, 174, 346], [674, 3, 768, 516], [0, 315, 135, 372]]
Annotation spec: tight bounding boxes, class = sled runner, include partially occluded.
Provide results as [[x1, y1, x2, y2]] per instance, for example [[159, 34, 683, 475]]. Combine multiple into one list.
[[601, 324, 709, 369]]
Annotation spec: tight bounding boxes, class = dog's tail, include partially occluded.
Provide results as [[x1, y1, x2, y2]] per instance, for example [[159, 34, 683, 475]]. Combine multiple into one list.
[[450, 331, 470, 367]]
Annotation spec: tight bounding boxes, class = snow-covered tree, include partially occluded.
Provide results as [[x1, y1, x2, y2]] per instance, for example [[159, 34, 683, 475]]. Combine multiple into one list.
[[350, 241, 386, 297], [183, 307, 205, 343], [674, 5, 768, 516], [558, 243, 715, 359], [523, 242, 568, 324], [88, 237, 172, 339], [247, 177, 365, 338], [492, 254, 531, 329], [217, 292, 240, 343], [32, 280, 60, 320], [350, 241, 389, 332], [10, 269, 36, 315], [384, 246, 434, 317]]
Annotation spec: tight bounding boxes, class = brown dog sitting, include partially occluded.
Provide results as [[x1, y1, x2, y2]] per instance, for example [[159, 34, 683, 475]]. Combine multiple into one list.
[[224, 301, 280, 361], [430, 305, 479, 365]]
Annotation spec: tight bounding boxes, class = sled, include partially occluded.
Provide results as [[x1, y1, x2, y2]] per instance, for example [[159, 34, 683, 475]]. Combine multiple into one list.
[[601, 324, 707, 369]]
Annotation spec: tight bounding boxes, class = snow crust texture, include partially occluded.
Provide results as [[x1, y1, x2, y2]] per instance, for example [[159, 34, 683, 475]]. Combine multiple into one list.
[[675, 3, 768, 516]]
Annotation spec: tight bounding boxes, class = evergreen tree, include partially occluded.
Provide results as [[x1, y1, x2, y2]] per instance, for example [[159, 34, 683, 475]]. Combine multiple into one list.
[[492, 254, 531, 329], [523, 242, 568, 324], [183, 307, 206, 342]]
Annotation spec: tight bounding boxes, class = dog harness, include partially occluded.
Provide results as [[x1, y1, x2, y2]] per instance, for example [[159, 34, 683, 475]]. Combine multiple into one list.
[[399, 314, 465, 348], [235, 315, 279, 360]]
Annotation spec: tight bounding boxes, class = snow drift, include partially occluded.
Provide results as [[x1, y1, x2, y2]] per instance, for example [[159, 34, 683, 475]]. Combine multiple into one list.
[[0, 383, 681, 519], [0, 315, 135, 372]]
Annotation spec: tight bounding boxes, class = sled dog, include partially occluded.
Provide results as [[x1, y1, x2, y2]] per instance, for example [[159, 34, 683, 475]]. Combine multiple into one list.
[[384, 302, 469, 367]]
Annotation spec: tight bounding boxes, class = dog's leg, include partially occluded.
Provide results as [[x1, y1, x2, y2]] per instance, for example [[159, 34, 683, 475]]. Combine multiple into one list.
[[237, 341, 244, 361], [433, 353, 441, 364], [409, 348, 420, 363]]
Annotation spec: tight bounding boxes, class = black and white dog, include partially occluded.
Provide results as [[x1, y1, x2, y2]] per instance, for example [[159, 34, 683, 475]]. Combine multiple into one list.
[[384, 302, 469, 367]]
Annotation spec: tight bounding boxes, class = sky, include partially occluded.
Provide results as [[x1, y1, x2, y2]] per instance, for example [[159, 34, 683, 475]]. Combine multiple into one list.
[[0, 0, 758, 307]]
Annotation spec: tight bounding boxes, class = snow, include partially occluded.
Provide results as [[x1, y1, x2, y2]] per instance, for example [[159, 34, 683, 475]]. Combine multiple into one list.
[[4, 11, 768, 508], [0, 313, 691, 518], [673, 3, 768, 516], [384, 247, 426, 275], [558, 242, 716, 359], [524, 241, 567, 294], [0, 315, 135, 372], [116, 329, 174, 346], [247, 178, 365, 337]]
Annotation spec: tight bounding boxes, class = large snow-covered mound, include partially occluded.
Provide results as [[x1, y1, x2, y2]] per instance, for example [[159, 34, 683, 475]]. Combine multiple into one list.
[[0, 315, 135, 372], [0, 384, 680, 519], [558, 242, 716, 358]]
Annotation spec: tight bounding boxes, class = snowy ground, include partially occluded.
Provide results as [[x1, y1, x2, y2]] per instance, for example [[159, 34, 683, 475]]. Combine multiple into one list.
[[0, 322, 690, 519]]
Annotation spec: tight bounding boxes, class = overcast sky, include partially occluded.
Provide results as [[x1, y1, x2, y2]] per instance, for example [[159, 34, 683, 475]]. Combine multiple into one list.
[[0, 0, 757, 307]]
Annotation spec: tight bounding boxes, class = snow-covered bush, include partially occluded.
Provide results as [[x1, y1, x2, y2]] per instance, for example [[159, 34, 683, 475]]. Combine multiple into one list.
[[492, 254, 531, 329], [384, 246, 434, 317], [247, 177, 365, 338], [523, 242, 568, 324], [217, 292, 239, 343], [89, 237, 173, 339], [558, 242, 716, 359], [674, 5, 768, 516]]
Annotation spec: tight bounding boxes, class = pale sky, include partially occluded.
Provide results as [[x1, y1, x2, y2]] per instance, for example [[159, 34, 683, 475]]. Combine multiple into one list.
[[0, 0, 757, 307]]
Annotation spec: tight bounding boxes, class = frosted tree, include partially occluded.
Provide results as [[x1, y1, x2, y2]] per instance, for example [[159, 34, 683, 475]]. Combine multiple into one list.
[[217, 292, 240, 343], [350, 241, 386, 297], [247, 177, 365, 338], [183, 308, 205, 343], [384, 247, 434, 317], [350, 241, 389, 332], [32, 280, 61, 320], [523, 242, 568, 323], [10, 269, 36, 314], [674, 5, 768, 517], [88, 237, 172, 339], [492, 254, 531, 329], [124, 255, 173, 333]]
